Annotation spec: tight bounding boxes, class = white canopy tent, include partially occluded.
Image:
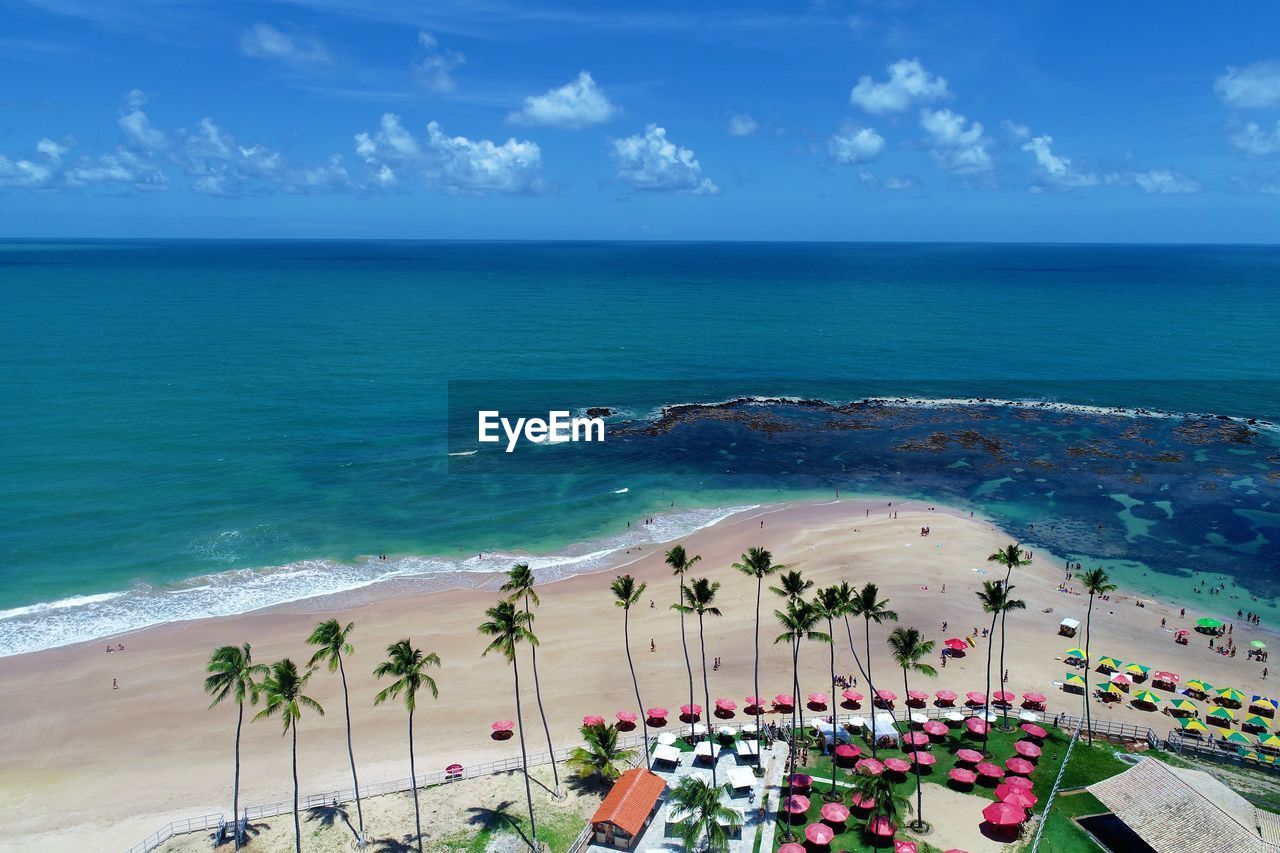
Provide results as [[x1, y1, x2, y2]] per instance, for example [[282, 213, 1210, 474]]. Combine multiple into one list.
[[868, 711, 900, 745], [693, 741, 721, 761], [728, 766, 755, 789], [652, 744, 682, 766], [735, 740, 759, 759]]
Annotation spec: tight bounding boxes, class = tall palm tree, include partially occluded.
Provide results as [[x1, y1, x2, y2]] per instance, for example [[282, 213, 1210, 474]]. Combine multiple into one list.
[[849, 583, 897, 746], [732, 546, 783, 769], [830, 581, 882, 753], [974, 581, 1024, 754], [373, 639, 441, 853], [479, 600, 540, 850], [254, 659, 324, 853], [666, 545, 701, 739], [611, 574, 651, 770], [988, 544, 1032, 730], [667, 776, 740, 853], [674, 577, 722, 787], [770, 570, 813, 742], [1080, 567, 1116, 745], [773, 600, 826, 792], [566, 722, 638, 784], [887, 626, 937, 831], [849, 772, 911, 842], [203, 643, 267, 851], [814, 585, 845, 800], [501, 563, 560, 798], [306, 619, 364, 839]]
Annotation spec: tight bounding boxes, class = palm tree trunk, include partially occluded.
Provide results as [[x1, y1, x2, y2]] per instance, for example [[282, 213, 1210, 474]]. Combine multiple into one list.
[[753, 577, 763, 769], [409, 707, 423, 853], [337, 654, 364, 837], [233, 701, 243, 851], [1085, 593, 1095, 746], [841, 616, 877, 751], [679, 582, 695, 742], [525, 596, 561, 798], [863, 617, 880, 758], [697, 612, 716, 788], [789, 635, 800, 778], [513, 655, 538, 849], [623, 607, 651, 770], [794, 637, 806, 748], [905, 667, 924, 830], [998, 565, 1013, 731], [982, 608, 999, 755], [827, 616, 838, 800], [291, 723, 301, 853]]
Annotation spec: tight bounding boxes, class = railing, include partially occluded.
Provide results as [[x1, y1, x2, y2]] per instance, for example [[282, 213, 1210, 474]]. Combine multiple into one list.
[[1166, 730, 1280, 775], [124, 814, 223, 853], [1053, 712, 1155, 744], [1030, 728, 1080, 852]]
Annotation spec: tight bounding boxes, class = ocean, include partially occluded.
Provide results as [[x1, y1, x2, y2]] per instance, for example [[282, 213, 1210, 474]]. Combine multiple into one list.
[[2, 240, 1278, 656]]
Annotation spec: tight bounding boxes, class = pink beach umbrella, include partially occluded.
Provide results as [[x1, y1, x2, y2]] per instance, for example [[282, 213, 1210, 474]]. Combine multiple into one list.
[[965, 691, 987, 706], [841, 688, 864, 706], [1003, 775, 1033, 790], [1015, 740, 1042, 759], [923, 720, 949, 737], [875, 688, 897, 703], [807, 692, 830, 708], [783, 794, 810, 815], [616, 711, 637, 723], [778, 845, 806, 853], [745, 695, 767, 708], [955, 748, 983, 764], [991, 690, 1015, 704], [894, 842, 919, 853], [788, 772, 813, 791], [775, 693, 795, 707], [834, 743, 861, 762], [883, 757, 911, 774], [714, 698, 737, 713], [902, 731, 930, 748], [820, 802, 851, 824], [996, 784, 1039, 809], [976, 761, 1005, 780], [1022, 691, 1047, 706], [909, 751, 937, 767], [1006, 757, 1035, 776], [680, 703, 702, 718], [907, 689, 929, 704], [1021, 723, 1048, 739], [646, 706, 668, 719], [850, 792, 876, 810], [805, 823, 835, 845], [935, 689, 957, 705], [982, 800, 1027, 828], [582, 714, 606, 726], [965, 717, 988, 735], [856, 757, 885, 776], [948, 767, 977, 785], [867, 816, 896, 838], [491, 720, 514, 732]]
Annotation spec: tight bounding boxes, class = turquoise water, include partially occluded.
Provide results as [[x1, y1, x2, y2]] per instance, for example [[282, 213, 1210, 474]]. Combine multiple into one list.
[[2, 240, 1278, 655]]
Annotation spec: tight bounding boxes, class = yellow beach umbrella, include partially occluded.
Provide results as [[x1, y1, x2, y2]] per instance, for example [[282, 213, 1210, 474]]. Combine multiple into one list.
[[1123, 663, 1151, 677], [1224, 731, 1253, 746], [1185, 679, 1213, 694], [1178, 718, 1208, 733], [1244, 715, 1271, 730], [1208, 707, 1237, 721], [1259, 734, 1280, 749], [1097, 656, 1123, 671], [1101, 683, 1124, 696], [1064, 673, 1086, 687], [1064, 648, 1088, 661], [1133, 690, 1162, 705], [1169, 698, 1198, 714], [1217, 687, 1247, 705]]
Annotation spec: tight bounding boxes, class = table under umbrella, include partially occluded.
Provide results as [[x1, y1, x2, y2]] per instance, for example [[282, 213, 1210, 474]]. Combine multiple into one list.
[[805, 822, 835, 845], [982, 800, 1027, 828], [856, 757, 885, 776], [948, 767, 977, 785]]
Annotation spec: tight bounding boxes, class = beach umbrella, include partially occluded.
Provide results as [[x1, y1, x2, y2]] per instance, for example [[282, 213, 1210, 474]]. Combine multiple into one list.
[[775, 694, 795, 707], [847, 715, 869, 729], [1251, 695, 1279, 711], [1177, 718, 1209, 734], [965, 691, 987, 705], [945, 637, 969, 651], [1097, 656, 1123, 671], [1003, 775, 1033, 790], [894, 842, 918, 853], [1109, 672, 1132, 686], [1022, 691, 1047, 705], [691, 722, 709, 735], [997, 784, 1038, 809], [807, 692, 829, 707], [1064, 673, 1086, 688], [820, 802, 851, 824], [982, 801, 1026, 828], [834, 743, 861, 761], [680, 703, 703, 716], [777, 845, 806, 853], [884, 757, 912, 774], [991, 690, 1015, 704], [1099, 683, 1124, 699], [742, 723, 759, 735], [582, 714, 606, 726], [924, 720, 948, 736], [867, 816, 896, 838], [935, 689, 957, 704], [1006, 757, 1034, 776], [715, 698, 736, 711], [1169, 698, 1198, 715], [745, 695, 766, 708], [956, 748, 983, 764], [1185, 679, 1213, 695], [841, 688, 863, 705], [788, 772, 813, 790], [1133, 690, 1162, 706], [1208, 707, 1236, 723], [717, 725, 734, 738], [805, 822, 835, 845], [909, 710, 930, 724], [1244, 714, 1271, 730], [1015, 740, 1042, 759], [1152, 671, 1180, 688], [1064, 647, 1088, 661], [876, 689, 897, 702], [965, 717, 988, 735], [907, 689, 929, 703], [948, 767, 977, 785], [850, 792, 876, 810], [979, 709, 999, 722], [1021, 723, 1048, 739], [909, 751, 937, 767], [902, 731, 930, 748], [1196, 617, 1223, 629], [1252, 640, 1267, 649], [616, 710, 637, 723], [1123, 662, 1150, 678], [856, 757, 886, 776], [976, 761, 1005, 779], [1224, 731, 1253, 746], [944, 710, 965, 723], [1217, 687, 1247, 705], [657, 732, 677, 745], [1259, 734, 1280, 749], [1018, 710, 1042, 723], [783, 794, 810, 814], [647, 707, 669, 719], [491, 720, 514, 732]]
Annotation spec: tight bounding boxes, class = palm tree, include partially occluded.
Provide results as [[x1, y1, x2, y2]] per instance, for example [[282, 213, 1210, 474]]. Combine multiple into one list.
[[373, 639, 441, 853], [479, 600, 540, 850], [203, 643, 267, 851], [769, 570, 813, 742], [306, 619, 364, 839], [501, 563, 561, 798], [830, 581, 882, 748], [974, 581, 1025, 754], [814, 585, 845, 800], [774, 600, 826, 786], [849, 772, 911, 842], [667, 776, 740, 852], [849, 583, 897, 748], [611, 574, 651, 770], [674, 577, 722, 786], [254, 659, 324, 853], [988, 544, 1032, 730], [566, 722, 638, 784], [887, 626, 937, 831], [670, 545, 701, 737], [732, 546, 782, 770], [1080, 567, 1117, 745]]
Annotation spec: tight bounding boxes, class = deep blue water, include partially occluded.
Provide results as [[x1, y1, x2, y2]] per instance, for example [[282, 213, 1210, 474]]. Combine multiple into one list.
[[1, 240, 1278, 655]]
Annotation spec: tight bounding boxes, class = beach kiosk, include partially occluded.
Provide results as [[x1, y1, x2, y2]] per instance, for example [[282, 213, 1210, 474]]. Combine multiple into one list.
[[1058, 617, 1081, 637], [590, 768, 667, 849]]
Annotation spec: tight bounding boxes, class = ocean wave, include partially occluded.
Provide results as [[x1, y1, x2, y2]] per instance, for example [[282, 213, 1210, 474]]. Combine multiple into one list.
[[0, 504, 756, 658]]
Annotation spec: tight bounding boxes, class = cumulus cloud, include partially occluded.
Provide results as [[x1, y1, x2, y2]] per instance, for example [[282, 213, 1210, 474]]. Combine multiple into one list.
[[828, 127, 884, 164], [857, 168, 918, 191], [1214, 61, 1280, 109], [1001, 120, 1030, 141], [919, 108, 992, 175], [0, 148, 59, 188], [240, 23, 331, 66], [611, 124, 718, 195], [354, 114, 544, 194], [414, 32, 465, 94], [119, 90, 166, 151], [727, 113, 758, 136], [1105, 170, 1202, 194], [64, 148, 168, 190], [1020, 135, 1098, 188], [851, 58, 948, 114], [1231, 121, 1280, 157], [507, 72, 617, 129], [177, 118, 292, 196]]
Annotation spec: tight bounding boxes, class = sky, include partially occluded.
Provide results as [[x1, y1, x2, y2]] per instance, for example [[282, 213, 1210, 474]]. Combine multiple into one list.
[[2, 0, 1279, 241]]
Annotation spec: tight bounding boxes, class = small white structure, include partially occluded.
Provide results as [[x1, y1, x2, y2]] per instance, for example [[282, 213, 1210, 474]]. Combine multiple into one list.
[[1019, 710, 1042, 723], [692, 741, 721, 762], [812, 718, 850, 750], [735, 739, 759, 760], [728, 766, 755, 790], [656, 732, 677, 746], [868, 712, 900, 746], [1059, 617, 1081, 637], [652, 744, 682, 766]]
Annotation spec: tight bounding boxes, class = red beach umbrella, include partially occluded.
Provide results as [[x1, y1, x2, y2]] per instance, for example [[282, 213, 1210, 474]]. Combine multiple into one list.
[[948, 767, 977, 785], [908, 689, 929, 701], [944, 637, 968, 651], [923, 720, 949, 737], [935, 689, 957, 703], [856, 757, 885, 776], [867, 816, 896, 838], [788, 773, 813, 791], [909, 751, 937, 767], [956, 748, 984, 764], [850, 792, 876, 810], [646, 707, 668, 719], [1006, 757, 1035, 776], [1152, 671, 1180, 686], [820, 802, 851, 824], [884, 757, 911, 774], [778, 845, 806, 853], [842, 688, 864, 704], [680, 703, 702, 716], [582, 714, 606, 726], [808, 692, 830, 707], [775, 693, 795, 707], [1015, 740, 1042, 759], [902, 731, 930, 748], [876, 689, 897, 702], [491, 720, 514, 732], [783, 794, 810, 814], [976, 761, 1005, 779], [616, 711, 637, 723], [997, 784, 1039, 809], [965, 691, 987, 705], [834, 743, 861, 760], [715, 698, 737, 711], [1022, 691, 1047, 705], [1003, 775, 1033, 790], [965, 717, 988, 735], [982, 800, 1027, 828], [745, 695, 766, 707], [805, 823, 835, 845], [1021, 723, 1048, 739], [991, 690, 1015, 704], [894, 842, 919, 853]]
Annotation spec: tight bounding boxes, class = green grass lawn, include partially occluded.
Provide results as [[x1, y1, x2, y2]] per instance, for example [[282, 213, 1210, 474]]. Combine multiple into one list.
[[1034, 790, 1108, 851]]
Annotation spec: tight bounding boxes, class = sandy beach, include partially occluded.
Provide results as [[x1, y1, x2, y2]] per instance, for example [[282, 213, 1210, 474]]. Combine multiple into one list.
[[1, 497, 1275, 852]]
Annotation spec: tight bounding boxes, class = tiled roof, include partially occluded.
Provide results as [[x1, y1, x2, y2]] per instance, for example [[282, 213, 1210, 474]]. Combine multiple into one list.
[[590, 768, 666, 837]]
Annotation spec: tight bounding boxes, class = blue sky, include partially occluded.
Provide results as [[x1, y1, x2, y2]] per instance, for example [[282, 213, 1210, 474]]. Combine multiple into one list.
[[2, 0, 1279, 241]]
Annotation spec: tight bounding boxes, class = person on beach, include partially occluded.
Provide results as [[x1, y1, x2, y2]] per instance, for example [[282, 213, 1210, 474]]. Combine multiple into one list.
[[112, 679, 118, 690], [650, 639, 655, 652]]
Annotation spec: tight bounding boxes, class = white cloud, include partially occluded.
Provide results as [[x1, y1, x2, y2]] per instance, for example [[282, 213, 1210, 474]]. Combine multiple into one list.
[[1021, 135, 1098, 188], [118, 89, 166, 151], [240, 23, 330, 66], [1105, 170, 1201, 195], [851, 58, 948, 114], [1001, 120, 1030, 141], [35, 138, 68, 164], [1231, 121, 1280, 156], [828, 127, 884, 164], [919, 108, 992, 175], [727, 113, 758, 137], [0, 153, 57, 188], [612, 124, 718, 195], [507, 71, 617, 128], [857, 168, 917, 191], [1214, 61, 1280, 109], [64, 148, 168, 190], [285, 155, 358, 194], [414, 31, 465, 94], [178, 118, 290, 196], [354, 113, 421, 163]]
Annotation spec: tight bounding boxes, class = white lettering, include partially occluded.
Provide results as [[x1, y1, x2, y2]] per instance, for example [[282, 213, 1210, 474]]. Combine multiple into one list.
[[502, 416, 526, 453], [478, 411, 501, 443], [476, 410, 606, 453]]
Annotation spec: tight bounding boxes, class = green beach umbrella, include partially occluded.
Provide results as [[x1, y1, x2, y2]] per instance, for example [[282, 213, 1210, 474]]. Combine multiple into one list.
[[1064, 673, 1086, 687], [1208, 706, 1237, 721], [1224, 731, 1253, 746], [1185, 679, 1213, 694], [1252, 640, 1267, 649], [1196, 617, 1223, 629], [1260, 734, 1280, 749], [1097, 656, 1123, 671], [1133, 690, 1162, 705], [1123, 662, 1151, 677], [1217, 687, 1247, 705], [1064, 647, 1088, 661], [1240, 748, 1262, 761], [1170, 698, 1198, 714], [1245, 715, 1271, 729], [1178, 718, 1208, 733]]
